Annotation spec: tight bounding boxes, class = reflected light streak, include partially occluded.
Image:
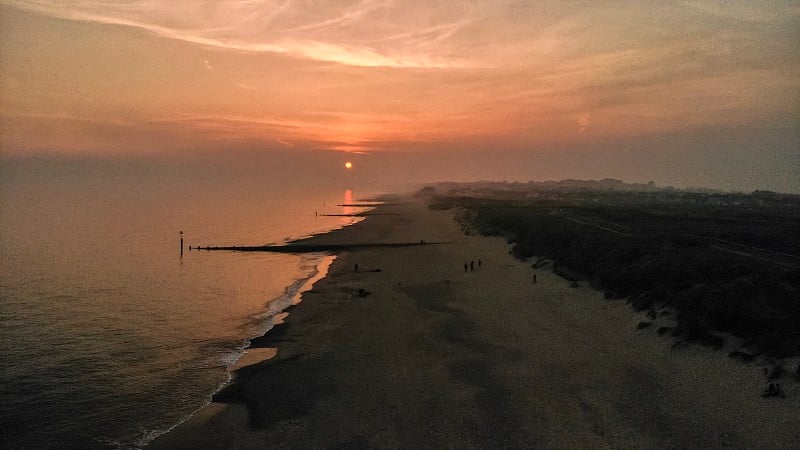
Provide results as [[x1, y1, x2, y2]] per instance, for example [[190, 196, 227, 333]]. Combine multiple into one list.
[[342, 189, 354, 226]]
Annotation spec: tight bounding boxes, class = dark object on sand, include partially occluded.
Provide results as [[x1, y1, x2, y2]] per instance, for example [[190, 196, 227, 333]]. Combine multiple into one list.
[[531, 257, 549, 269], [762, 383, 785, 398], [358, 288, 370, 298], [636, 321, 652, 330], [767, 365, 784, 380], [354, 264, 359, 273], [478, 259, 482, 268], [671, 340, 689, 350], [464, 263, 468, 272], [728, 350, 755, 362], [701, 333, 725, 350], [533, 274, 537, 283], [470, 260, 474, 271], [657, 326, 671, 336]]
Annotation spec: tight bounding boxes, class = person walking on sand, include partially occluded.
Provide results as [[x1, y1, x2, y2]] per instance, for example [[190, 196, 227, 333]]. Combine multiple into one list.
[[478, 259, 482, 269], [470, 260, 475, 272], [533, 273, 537, 283], [354, 263, 359, 273], [464, 263, 468, 272]]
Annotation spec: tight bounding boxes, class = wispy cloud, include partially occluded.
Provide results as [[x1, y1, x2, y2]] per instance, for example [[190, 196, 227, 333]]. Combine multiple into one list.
[[148, 110, 493, 152], [2, 0, 469, 68], [284, 0, 384, 32]]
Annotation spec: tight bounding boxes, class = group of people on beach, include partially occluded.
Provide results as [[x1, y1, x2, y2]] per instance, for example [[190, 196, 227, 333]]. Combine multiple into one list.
[[464, 259, 481, 272]]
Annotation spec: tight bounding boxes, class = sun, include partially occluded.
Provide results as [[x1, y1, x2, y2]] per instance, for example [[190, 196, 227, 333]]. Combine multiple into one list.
[[344, 162, 353, 169]]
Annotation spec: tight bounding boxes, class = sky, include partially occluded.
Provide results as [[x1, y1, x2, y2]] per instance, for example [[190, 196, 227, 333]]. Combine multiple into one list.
[[1, 1, 799, 192]]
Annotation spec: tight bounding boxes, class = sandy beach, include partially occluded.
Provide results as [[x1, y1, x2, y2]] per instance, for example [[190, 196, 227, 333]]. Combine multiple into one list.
[[150, 194, 799, 449]]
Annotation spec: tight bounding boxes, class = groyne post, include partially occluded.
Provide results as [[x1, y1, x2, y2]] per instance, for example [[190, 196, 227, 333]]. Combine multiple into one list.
[[180, 231, 184, 257]]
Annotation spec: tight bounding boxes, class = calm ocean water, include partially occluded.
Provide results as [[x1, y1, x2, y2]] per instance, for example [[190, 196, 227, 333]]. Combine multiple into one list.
[[0, 158, 378, 448]]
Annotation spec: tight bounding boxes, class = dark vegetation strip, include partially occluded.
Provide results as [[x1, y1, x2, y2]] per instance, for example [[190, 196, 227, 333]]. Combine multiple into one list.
[[432, 196, 800, 358]]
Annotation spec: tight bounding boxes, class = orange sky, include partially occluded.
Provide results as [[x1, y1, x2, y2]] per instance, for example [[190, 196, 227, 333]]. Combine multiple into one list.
[[1, 1, 799, 191]]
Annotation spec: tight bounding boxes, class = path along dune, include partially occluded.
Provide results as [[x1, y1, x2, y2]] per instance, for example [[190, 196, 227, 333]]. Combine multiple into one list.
[[151, 194, 799, 449]]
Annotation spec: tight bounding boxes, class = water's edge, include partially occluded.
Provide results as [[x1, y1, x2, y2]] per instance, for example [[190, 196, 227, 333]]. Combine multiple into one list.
[[137, 254, 336, 449], [136, 206, 375, 448]]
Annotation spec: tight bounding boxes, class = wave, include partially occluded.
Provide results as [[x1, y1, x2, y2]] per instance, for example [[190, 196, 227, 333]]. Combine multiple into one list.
[[133, 253, 336, 449]]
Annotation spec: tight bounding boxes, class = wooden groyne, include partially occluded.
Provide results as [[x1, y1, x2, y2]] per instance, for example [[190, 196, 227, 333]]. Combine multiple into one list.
[[189, 242, 441, 253], [318, 213, 400, 217], [335, 203, 400, 207]]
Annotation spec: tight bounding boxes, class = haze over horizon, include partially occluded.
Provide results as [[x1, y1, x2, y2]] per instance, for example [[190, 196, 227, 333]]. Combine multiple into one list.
[[1, 1, 798, 193]]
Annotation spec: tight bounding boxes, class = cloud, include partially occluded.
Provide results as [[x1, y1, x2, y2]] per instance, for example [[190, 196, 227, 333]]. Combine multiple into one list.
[[2, 0, 798, 160], [284, 0, 383, 32], [279, 39, 464, 68], [2, 0, 468, 68]]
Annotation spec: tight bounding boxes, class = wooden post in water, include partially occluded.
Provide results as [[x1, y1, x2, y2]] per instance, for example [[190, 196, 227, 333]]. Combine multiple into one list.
[[179, 231, 184, 257]]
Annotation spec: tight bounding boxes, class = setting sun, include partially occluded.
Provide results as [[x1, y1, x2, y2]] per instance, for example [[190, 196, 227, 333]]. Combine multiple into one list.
[[344, 162, 353, 169]]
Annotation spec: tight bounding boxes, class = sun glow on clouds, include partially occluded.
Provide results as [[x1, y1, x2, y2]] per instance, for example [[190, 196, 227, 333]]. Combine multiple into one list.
[[1, 0, 798, 156]]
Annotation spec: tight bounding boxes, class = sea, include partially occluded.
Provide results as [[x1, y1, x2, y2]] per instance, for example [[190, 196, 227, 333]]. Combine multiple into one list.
[[0, 156, 383, 449]]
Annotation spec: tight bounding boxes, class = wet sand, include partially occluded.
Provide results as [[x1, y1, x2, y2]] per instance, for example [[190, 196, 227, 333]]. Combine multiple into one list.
[[150, 194, 799, 449]]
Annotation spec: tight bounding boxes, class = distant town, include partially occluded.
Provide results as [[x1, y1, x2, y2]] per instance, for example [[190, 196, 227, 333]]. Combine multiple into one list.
[[426, 179, 800, 210]]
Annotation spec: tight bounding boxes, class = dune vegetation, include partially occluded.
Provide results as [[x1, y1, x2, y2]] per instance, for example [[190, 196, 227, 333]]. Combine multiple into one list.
[[430, 183, 800, 359]]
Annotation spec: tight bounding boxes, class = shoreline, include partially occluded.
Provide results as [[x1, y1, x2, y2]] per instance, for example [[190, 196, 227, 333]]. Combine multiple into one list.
[[141, 253, 337, 448], [141, 204, 377, 447], [150, 193, 799, 449]]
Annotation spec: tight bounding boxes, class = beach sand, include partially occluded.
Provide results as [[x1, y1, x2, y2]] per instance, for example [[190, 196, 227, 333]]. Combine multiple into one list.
[[150, 194, 799, 449]]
